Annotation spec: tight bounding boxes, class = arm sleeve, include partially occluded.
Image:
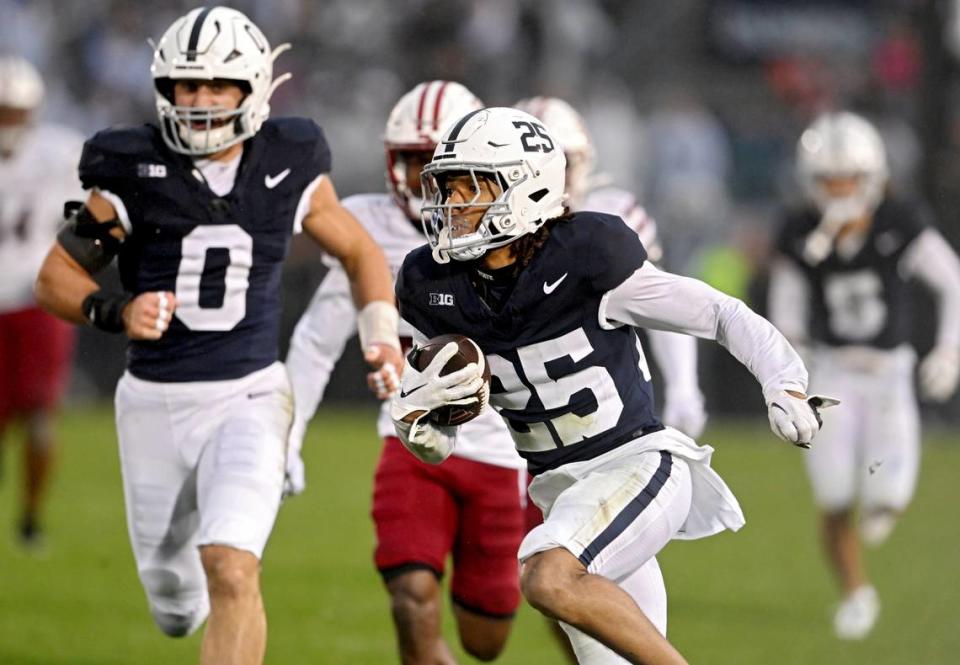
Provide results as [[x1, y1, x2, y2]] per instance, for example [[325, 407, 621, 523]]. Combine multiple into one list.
[[285, 266, 358, 431], [767, 257, 810, 345], [599, 262, 808, 403], [899, 228, 960, 347]]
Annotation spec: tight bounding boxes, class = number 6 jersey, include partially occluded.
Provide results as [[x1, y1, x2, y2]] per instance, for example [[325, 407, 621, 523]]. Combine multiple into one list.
[[774, 198, 930, 349], [78, 118, 330, 382]]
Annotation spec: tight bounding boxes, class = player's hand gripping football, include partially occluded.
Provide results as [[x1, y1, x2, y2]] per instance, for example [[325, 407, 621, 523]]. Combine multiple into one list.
[[389, 341, 484, 424], [364, 343, 404, 399], [767, 391, 840, 448], [123, 291, 177, 340]]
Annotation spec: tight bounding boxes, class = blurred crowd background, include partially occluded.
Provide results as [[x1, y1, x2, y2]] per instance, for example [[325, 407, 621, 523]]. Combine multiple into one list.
[[5, 0, 960, 419]]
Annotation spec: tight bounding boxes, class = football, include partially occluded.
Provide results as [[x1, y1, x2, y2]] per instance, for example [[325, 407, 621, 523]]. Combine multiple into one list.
[[409, 334, 490, 426]]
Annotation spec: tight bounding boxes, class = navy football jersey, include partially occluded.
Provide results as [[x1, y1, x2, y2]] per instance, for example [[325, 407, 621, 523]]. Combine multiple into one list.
[[776, 197, 930, 349], [78, 118, 331, 381], [396, 212, 662, 475]]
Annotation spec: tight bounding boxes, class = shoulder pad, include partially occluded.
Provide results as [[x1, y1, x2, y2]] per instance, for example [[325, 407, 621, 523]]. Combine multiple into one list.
[[79, 126, 164, 186], [879, 196, 932, 238], [774, 208, 817, 255], [261, 117, 331, 174], [263, 117, 324, 143], [560, 212, 647, 292], [83, 125, 160, 157]]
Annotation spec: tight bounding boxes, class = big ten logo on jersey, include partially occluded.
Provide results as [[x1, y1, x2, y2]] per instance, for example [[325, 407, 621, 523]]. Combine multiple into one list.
[[430, 292, 455, 306], [137, 163, 168, 178]]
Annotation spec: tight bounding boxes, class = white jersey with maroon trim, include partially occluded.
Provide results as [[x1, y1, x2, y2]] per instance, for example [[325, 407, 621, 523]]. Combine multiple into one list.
[[286, 192, 525, 470], [0, 124, 84, 312], [582, 186, 662, 263]]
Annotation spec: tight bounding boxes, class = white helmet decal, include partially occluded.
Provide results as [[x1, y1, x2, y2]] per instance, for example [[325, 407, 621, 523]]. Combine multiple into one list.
[[150, 6, 291, 155], [515, 96, 595, 208], [384, 81, 483, 221], [0, 56, 44, 156], [420, 107, 566, 263]]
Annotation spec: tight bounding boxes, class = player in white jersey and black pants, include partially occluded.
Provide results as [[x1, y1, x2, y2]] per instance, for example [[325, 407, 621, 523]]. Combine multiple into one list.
[[770, 111, 960, 640], [0, 56, 84, 549], [35, 8, 400, 665]]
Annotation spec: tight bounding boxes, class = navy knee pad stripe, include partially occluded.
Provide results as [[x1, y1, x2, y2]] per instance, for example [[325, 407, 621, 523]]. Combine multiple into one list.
[[577, 451, 673, 568]]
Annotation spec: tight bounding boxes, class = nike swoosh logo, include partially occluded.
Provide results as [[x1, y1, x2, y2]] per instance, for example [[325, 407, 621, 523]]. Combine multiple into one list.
[[543, 273, 569, 294], [264, 168, 291, 189], [399, 384, 426, 399], [248, 391, 273, 399]]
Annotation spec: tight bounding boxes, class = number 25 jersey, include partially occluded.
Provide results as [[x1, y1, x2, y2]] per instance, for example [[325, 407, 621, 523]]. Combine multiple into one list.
[[78, 118, 330, 382], [396, 212, 661, 475]]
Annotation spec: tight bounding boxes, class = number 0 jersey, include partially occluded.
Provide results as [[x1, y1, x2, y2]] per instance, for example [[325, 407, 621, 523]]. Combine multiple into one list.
[[78, 118, 331, 382], [396, 211, 662, 475], [775, 198, 929, 349]]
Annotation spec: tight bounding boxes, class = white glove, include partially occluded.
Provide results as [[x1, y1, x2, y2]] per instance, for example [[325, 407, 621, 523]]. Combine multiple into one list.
[[389, 341, 484, 424], [283, 451, 306, 498], [283, 419, 308, 498], [767, 392, 840, 448], [662, 391, 707, 439], [393, 418, 458, 464], [919, 345, 960, 402]]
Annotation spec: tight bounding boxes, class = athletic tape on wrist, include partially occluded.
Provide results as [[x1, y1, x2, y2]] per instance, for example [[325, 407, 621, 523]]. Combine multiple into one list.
[[358, 300, 400, 350]]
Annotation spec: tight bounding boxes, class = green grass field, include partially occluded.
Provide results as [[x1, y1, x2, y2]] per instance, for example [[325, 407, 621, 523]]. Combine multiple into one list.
[[1, 406, 958, 664]]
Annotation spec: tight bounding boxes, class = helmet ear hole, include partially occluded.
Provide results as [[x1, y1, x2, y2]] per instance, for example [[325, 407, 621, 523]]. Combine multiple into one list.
[[529, 188, 548, 202]]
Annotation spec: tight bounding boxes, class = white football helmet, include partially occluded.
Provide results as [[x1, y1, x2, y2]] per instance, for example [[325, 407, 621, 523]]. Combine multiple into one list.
[[797, 111, 888, 218], [0, 55, 44, 156], [384, 81, 483, 220], [150, 6, 291, 155], [515, 96, 595, 208], [420, 107, 566, 263]]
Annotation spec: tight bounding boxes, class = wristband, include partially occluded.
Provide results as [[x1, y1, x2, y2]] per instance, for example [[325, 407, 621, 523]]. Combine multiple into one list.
[[357, 300, 400, 350], [81, 290, 132, 333]]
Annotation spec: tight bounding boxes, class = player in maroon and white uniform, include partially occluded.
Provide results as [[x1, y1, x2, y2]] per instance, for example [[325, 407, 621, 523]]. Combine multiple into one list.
[[0, 56, 84, 548], [286, 81, 525, 663]]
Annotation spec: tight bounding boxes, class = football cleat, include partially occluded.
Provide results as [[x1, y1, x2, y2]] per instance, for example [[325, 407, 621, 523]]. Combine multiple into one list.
[[833, 585, 880, 640]]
